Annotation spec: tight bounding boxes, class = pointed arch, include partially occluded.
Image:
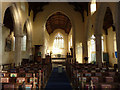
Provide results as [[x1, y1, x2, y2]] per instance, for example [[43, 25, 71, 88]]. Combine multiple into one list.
[[46, 11, 72, 35], [3, 3, 22, 36]]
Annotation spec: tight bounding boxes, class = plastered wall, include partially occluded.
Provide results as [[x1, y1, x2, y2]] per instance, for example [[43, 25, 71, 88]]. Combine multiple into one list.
[[2, 26, 14, 64], [68, 29, 72, 53], [107, 27, 117, 66]]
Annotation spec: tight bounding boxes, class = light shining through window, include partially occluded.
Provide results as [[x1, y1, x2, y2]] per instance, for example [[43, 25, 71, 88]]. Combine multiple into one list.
[[114, 33, 117, 52], [53, 33, 64, 54], [21, 35, 27, 51], [91, 0, 96, 15]]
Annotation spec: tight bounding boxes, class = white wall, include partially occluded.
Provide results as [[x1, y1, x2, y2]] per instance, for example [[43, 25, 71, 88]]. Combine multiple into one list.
[[43, 29, 50, 58], [107, 27, 117, 66], [2, 26, 14, 64], [68, 29, 72, 53]]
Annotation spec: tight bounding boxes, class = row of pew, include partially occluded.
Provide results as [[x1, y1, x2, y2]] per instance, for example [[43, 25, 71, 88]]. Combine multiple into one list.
[[0, 58, 52, 90], [66, 58, 120, 89]]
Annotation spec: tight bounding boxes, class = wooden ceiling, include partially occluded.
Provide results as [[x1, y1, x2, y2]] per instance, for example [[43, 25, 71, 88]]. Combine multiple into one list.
[[69, 2, 89, 22], [28, 2, 49, 21], [46, 12, 72, 35]]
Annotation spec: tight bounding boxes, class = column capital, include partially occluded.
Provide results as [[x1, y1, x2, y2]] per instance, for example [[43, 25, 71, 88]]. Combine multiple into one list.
[[28, 39, 32, 42], [14, 34, 23, 37], [94, 33, 102, 37], [83, 40, 88, 44]]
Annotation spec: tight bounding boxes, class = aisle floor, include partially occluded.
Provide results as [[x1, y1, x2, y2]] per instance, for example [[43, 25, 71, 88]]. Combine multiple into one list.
[[45, 67, 72, 90]]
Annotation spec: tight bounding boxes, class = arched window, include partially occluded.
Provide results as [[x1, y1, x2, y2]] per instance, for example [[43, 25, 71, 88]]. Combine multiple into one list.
[[76, 43, 83, 63], [68, 35, 72, 52], [52, 33, 64, 54], [114, 33, 117, 52], [70, 35, 72, 47], [88, 35, 104, 63], [90, 0, 96, 15], [101, 36, 104, 52], [88, 35, 96, 63], [13, 36, 15, 51], [53, 33, 64, 49], [21, 21, 28, 51], [21, 35, 27, 51]]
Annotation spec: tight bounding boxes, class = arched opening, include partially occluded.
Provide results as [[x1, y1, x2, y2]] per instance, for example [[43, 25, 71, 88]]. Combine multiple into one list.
[[46, 12, 72, 58], [22, 19, 32, 57], [46, 12, 72, 35], [2, 6, 17, 64], [88, 35, 96, 63], [21, 23, 27, 51], [2, 4, 22, 66], [3, 7, 15, 52], [88, 35, 104, 63], [102, 7, 116, 66]]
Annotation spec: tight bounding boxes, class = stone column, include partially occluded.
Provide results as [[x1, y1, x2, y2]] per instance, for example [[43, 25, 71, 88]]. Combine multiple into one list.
[[83, 41, 88, 63], [0, 3, 2, 89], [27, 39, 32, 55], [14, 35, 22, 66], [115, 2, 120, 72], [72, 28, 76, 63], [0, 2, 2, 70], [0, 24, 2, 62], [95, 34, 102, 68]]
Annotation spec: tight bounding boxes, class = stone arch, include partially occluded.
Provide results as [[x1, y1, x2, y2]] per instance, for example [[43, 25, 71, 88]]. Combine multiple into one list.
[[94, 2, 116, 67], [23, 18, 32, 40], [3, 3, 22, 36], [34, 5, 76, 34], [33, 3, 84, 59], [23, 18, 32, 54], [45, 11, 72, 35], [95, 2, 115, 35], [2, 3, 23, 66], [2, 2, 14, 22]]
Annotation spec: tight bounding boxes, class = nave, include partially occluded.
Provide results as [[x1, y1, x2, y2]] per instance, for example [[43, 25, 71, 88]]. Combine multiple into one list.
[[1, 1, 120, 90]]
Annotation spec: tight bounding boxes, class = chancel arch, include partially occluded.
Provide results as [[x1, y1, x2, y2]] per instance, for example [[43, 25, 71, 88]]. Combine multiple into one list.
[[45, 11, 72, 58]]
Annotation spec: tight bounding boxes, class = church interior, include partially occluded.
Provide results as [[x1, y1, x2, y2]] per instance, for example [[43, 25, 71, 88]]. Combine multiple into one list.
[[1, 1, 120, 89]]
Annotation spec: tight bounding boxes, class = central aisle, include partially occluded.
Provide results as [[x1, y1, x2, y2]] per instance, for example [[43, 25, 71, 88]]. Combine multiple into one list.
[[45, 67, 72, 90]]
